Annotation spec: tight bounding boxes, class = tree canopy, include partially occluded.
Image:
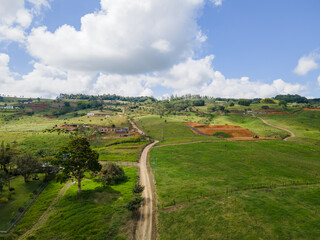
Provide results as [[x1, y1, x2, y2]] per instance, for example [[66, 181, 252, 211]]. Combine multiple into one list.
[[56, 137, 101, 193]]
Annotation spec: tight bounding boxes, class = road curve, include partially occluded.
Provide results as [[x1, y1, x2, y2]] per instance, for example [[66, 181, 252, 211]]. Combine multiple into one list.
[[258, 117, 295, 141], [135, 140, 159, 240]]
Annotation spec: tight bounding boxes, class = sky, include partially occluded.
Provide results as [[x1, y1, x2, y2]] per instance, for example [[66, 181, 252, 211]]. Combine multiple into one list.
[[0, 0, 319, 99]]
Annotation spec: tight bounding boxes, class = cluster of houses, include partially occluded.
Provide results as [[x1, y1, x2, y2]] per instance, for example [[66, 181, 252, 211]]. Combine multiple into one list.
[[0, 105, 20, 110], [87, 113, 111, 118]]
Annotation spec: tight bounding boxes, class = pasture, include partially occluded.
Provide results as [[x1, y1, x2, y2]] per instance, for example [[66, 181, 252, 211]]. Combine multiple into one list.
[[151, 141, 320, 239]]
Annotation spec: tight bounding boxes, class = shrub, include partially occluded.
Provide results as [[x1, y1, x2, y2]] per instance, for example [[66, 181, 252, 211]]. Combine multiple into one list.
[[0, 197, 9, 203], [212, 132, 231, 138], [101, 164, 126, 185]]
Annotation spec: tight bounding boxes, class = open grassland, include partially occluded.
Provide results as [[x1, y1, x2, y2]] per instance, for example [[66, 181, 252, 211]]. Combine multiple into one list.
[[135, 115, 218, 144], [24, 167, 137, 240], [213, 115, 289, 139], [96, 141, 148, 162], [261, 110, 320, 146], [152, 141, 320, 206], [160, 185, 320, 240], [0, 175, 46, 231], [151, 141, 320, 239]]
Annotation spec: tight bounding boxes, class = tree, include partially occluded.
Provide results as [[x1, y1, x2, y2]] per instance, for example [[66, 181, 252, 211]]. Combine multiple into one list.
[[261, 98, 276, 104], [0, 142, 17, 189], [238, 99, 251, 106], [16, 153, 41, 183], [56, 137, 101, 193], [101, 163, 126, 185], [279, 100, 287, 108]]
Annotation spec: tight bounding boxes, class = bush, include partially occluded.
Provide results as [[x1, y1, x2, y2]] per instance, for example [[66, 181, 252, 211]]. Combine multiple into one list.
[[126, 196, 143, 212], [238, 99, 251, 106], [212, 132, 231, 138], [101, 164, 126, 185], [261, 105, 269, 109], [0, 197, 9, 203], [133, 184, 144, 194]]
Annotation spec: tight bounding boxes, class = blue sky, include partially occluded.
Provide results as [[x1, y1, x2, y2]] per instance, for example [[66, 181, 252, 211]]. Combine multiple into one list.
[[0, 0, 319, 98]]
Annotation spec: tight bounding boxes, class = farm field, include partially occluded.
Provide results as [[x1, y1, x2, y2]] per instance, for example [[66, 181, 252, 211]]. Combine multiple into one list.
[[135, 115, 219, 145], [151, 141, 320, 239]]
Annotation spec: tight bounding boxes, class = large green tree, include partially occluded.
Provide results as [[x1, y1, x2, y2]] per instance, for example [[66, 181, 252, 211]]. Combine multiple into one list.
[[16, 153, 41, 183], [57, 137, 101, 193]]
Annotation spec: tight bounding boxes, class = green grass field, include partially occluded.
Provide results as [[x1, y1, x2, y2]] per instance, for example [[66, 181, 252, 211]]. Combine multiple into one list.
[[24, 167, 137, 240], [0, 175, 46, 231], [135, 115, 218, 144], [261, 110, 320, 146], [151, 141, 320, 239]]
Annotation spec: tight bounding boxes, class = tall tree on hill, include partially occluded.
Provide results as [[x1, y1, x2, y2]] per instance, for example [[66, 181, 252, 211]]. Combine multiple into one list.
[[56, 137, 101, 193]]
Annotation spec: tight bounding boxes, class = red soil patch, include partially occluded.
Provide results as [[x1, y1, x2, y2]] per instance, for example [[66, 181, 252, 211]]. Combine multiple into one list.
[[303, 108, 320, 112], [184, 122, 255, 138]]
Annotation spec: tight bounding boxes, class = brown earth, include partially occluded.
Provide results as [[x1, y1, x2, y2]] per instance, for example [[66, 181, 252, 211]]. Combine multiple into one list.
[[184, 122, 255, 138], [303, 108, 320, 111]]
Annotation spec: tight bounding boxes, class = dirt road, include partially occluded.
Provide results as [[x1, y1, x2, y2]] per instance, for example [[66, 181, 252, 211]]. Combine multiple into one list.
[[130, 119, 145, 135], [135, 140, 159, 240], [258, 117, 295, 141]]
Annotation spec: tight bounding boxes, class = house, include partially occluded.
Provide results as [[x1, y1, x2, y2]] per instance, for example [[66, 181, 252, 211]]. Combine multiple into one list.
[[87, 113, 95, 116]]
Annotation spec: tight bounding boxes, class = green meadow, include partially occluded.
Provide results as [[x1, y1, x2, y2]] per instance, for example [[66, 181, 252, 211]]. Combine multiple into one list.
[[151, 141, 320, 239]]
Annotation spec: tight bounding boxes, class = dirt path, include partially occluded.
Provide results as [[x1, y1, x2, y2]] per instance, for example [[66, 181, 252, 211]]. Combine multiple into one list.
[[258, 117, 295, 141], [130, 119, 145, 135], [135, 140, 159, 240], [18, 182, 75, 240]]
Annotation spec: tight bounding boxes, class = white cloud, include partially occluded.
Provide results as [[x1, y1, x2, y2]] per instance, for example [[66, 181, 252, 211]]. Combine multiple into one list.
[[0, 52, 307, 98], [27, 0, 205, 74], [211, 0, 223, 6], [318, 75, 320, 86], [157, 56, 305, 98], [294, 52, 320, 75], [0, 0, 50, 42]]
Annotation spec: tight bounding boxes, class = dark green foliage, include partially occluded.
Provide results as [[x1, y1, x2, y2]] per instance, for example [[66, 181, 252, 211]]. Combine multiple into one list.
[[229, 102, 235, 107], [238, 99, 251, 106], [56, 137, 101, 193], [16, 153, 41, 183], [126, 196, 143, 212], [275, 94, 308, 103], [101, 164, 126, 185], [279, 100, 287, 107], [192, 100, 205, 106], [261, 105, 269, 109], [132, 183, 144, 194], [212, 132, 231, 138]]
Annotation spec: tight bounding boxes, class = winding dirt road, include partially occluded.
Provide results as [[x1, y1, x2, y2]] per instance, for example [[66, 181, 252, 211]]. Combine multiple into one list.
[[135, 140, 159, 240], [258, 117, 295, 141]]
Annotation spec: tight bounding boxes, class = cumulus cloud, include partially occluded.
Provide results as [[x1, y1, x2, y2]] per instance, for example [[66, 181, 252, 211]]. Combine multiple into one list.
[[211, 0, 223, 6], [294, 51, 320, 75], [0, 0, 50, 42], [27, 0, 206, 74]]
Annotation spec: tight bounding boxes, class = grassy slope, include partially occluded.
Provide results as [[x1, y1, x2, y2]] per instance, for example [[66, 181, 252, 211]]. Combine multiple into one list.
[[213, 114, 289, 139], [28, 167, 137, 240], [0, 175, 46, 231], [135, 115, 217, 144], [151, 141, 320, 239], [96, 142, 147, 162], [262, 110, 320, 146]]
